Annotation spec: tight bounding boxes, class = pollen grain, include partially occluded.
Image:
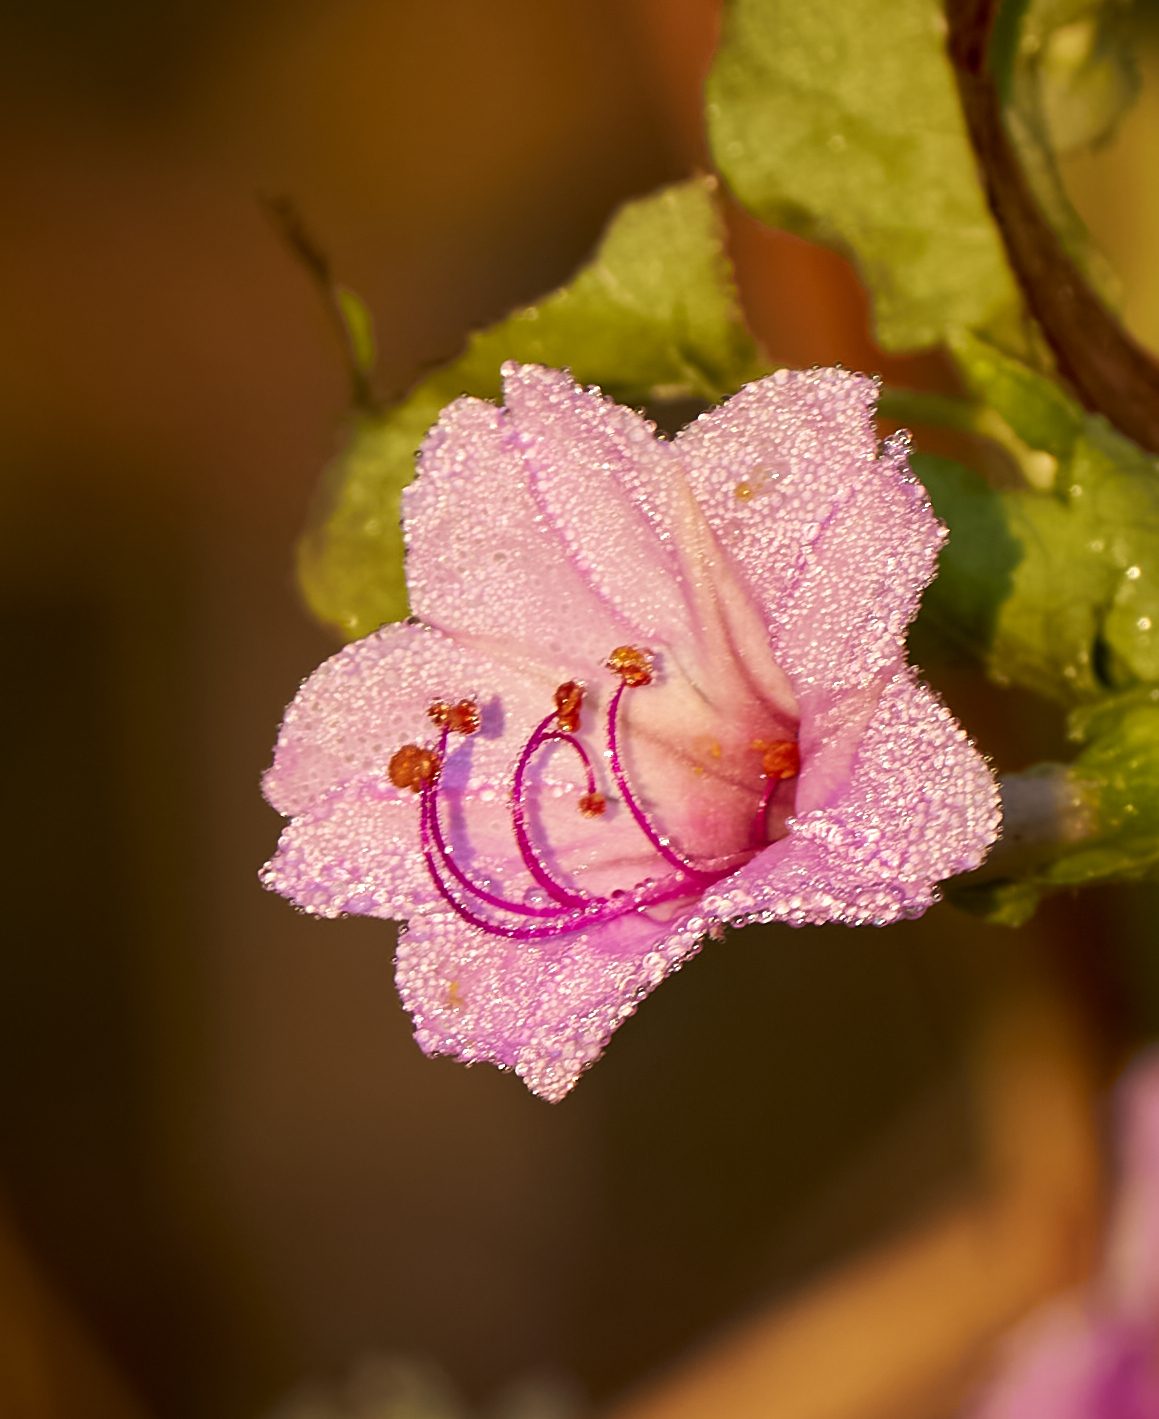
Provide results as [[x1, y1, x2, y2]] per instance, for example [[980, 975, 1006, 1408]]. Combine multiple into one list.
[[759, 739, 800, 781], [606, 645, 654, 687], [553, 681, 585, 733], [428, 698, 481, 735], [388, 743, 442, 792]]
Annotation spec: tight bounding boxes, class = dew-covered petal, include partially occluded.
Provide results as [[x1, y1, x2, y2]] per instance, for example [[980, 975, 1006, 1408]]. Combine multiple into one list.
[[700, 670, 1000, 927], [792, 680, 882, 817], [261, 773, 435, 918], [264, 622, 555, 819], [404, 394, 636, 669], [500, 364, 800, 857], [395, 892, 709, 1103], [613, 665, 796, 865], [775, 435, 945, 692], [265, 749, 667, 931], [501, 363, 703, 646], [675, 367, 882, 624]]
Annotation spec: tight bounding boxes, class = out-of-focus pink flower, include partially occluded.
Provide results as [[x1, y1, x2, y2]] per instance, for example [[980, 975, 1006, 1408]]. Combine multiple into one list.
[[968, 1057, 1159, 1418], [261, 365, 998, 1100]]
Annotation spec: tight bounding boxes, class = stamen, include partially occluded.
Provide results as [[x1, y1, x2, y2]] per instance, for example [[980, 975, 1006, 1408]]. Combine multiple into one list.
[[428, 698, 481, 735], [421, 754, 717, 943], [421, 764, 561, 920], [408, 663, 785, 944], [553, 681, 585, 733], [389, 743, 441, 792], [419, 815, 707, 942], [420, 808, 588, 940], [606, 645, 654, 687], [749, 740, 800, 848], [511, 714, 598, 908]]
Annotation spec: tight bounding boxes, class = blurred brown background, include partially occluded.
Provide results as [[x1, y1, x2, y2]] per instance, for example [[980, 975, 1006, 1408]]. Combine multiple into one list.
[[2, 3, 1158, 1417]]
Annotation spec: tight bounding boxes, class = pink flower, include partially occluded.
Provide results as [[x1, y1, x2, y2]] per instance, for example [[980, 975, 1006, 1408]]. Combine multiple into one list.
[[262, 365, 999, 1100], [967, 1057, 1159, 1418]]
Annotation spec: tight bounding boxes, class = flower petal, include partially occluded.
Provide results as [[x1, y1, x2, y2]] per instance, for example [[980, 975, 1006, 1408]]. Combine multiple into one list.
[[676, 367, 883, 623], [396, 894, 707, 1102], [774, 433, 945, 692], [967, 1308, 1159, 1419], [261, 773, 433, 918], [502, 365, 793, 703], [701, 669, 1000, 926], [264, 622, 551, 818], [500, 363, 701, 645], [265, 711, 681, 926], [614, 665, 796, 864], [403, 393, 635, 668], [501, 364, 800, 861]]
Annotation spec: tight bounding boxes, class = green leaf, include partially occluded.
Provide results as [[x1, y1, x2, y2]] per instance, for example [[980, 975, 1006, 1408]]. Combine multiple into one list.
[[917, 340, 1159, 700], [298, 178, 766, 639], [949, 329, 1082, 460], [953, 692, 1159, 921], [917, 452, 1099, 698], [1064, 695, 1159, 878], [705, 0, 1022, 351]]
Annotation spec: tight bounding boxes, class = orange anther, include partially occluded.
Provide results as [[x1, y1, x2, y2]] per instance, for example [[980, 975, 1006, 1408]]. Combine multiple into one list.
[[554, 681, 585, 733], [606, 645, 654, 687], [578, 791, 607, 818], [388, 743, 442, 792], [760, 739, 800, 781], [428, 699, 481, 735]]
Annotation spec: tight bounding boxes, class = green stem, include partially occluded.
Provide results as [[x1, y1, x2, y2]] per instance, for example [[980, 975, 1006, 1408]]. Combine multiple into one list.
[[262, 195, 378, 411]]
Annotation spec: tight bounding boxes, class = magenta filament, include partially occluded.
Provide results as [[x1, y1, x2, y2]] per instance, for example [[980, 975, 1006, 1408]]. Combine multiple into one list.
[[415, 667, 776, 942]]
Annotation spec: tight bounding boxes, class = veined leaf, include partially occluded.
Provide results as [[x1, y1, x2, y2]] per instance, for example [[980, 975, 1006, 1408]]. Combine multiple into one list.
[[299, 178, 765, 639], [706, 0, 1022, 351]]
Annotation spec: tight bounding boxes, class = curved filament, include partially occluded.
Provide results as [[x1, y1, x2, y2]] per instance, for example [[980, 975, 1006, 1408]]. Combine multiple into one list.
[[410, 654, 789, 940]]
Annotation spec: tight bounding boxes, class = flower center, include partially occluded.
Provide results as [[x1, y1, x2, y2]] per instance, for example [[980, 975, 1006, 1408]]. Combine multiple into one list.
[[387, 647, 799, 941]]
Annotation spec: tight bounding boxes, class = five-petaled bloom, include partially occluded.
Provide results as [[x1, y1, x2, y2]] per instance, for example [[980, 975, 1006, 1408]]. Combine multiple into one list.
[[261, 365, 1000, 1100]]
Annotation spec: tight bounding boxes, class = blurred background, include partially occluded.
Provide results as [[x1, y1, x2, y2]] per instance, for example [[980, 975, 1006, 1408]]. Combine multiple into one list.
[[2, 2, 1159, 1416]]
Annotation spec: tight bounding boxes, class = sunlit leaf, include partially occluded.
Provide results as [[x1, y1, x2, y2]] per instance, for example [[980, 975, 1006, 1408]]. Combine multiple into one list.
[[954, 691, 1159, 921], [949, 329, 1081, 460], [706, 0, 1022, 350], [298, 178, 765, 639], [918, 338, 1159, 700]]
